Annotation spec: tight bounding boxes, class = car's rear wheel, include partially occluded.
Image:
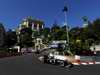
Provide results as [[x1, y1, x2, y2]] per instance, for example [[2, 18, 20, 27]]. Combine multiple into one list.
[[65, 62, 74, 68], [59, 60, 65, 67]]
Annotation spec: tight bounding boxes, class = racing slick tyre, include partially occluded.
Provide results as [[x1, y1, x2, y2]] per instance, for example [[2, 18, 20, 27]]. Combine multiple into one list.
[[59, 60, 66, 67], [68, 63, 74, 68], [43, 55, 48, 64], [35, 50, 40, 54], [50, 59, 57, 65], [49, 58, 55, 64], [65, 62, 74, 69]]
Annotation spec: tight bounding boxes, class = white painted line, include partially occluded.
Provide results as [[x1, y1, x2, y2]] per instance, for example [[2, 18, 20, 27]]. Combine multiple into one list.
[[72, 63, 80, 65], [88, 62, 94, 64], [81, 62, 88, 65]]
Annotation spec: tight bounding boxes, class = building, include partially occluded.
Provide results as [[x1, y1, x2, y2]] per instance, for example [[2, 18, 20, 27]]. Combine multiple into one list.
[[16, 16, 45, 40], [19, 16, 44, 31], [16, 17, 45, 52], [90, 45, 100, 51]]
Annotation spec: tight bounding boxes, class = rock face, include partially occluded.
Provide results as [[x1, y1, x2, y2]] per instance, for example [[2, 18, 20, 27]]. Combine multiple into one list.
[[0, 23, 5, 48]]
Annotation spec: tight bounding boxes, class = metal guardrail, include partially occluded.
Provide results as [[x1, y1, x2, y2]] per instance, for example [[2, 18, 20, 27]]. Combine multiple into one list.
[[93, 56, 100, 62], [80, 56, 95, 62], [80, 56, 100, 62]]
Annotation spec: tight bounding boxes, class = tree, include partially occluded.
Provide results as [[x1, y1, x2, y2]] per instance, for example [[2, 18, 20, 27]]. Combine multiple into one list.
[[70, 27, 81, 43], [69, 18, 100, 54], [70, 26, 90, 53], [92, 18, 100, 42], [40, 27, 50, 44], [0, 23, 6, 48], [5, 29, 17, 48], [20, 28, 32, 47], [51, 23, 61, 40]]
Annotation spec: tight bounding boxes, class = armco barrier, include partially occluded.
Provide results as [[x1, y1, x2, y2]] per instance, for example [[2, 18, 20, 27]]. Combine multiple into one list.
[[93, 56, 100, 62], [80, 56, 95, 62]]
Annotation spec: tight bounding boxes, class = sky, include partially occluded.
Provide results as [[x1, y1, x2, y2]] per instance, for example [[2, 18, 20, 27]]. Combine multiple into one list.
[[0, 0, 100, 30]]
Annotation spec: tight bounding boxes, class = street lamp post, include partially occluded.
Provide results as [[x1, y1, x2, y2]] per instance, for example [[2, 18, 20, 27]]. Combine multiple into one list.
[[63, 5, 70, 52], [82, 16, 88, 28]]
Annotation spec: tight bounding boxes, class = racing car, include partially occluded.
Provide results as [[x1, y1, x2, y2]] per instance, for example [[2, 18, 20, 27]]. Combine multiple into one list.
[[39, 51, 74, 68]]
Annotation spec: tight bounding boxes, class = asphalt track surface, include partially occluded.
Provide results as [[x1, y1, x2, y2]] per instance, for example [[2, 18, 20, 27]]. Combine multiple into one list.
[[0, 53, 100, 75]]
